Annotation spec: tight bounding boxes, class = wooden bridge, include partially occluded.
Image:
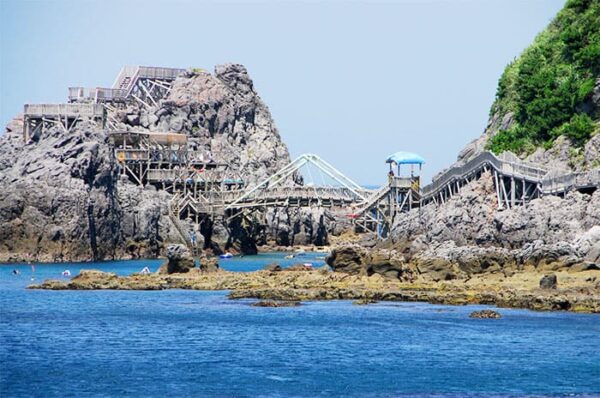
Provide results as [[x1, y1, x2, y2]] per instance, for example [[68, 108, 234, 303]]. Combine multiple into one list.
[[108, 128, 599, 243]]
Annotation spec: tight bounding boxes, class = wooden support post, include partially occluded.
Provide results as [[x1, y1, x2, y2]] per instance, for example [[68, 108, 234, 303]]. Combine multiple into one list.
[[24, 119, 30, 142], [510, 177, 516, 208], [501, 177, 511, 209], [494, 170, 503, 209]]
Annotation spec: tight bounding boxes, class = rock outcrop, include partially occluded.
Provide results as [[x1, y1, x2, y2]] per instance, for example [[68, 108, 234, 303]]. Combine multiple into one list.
[[0, 122, 123, 262], [325, 171, 599, 281], [539, 274, 558, 290], [30, 267, 600, 313], [326, 244, 416, 280], [161, 244, 195, 274], [469, 310, 501, 319], [0, 64, 300, 261]]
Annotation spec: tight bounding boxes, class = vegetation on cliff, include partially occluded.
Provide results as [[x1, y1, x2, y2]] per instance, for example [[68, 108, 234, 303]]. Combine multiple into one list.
[[488, 0, 599, 154]]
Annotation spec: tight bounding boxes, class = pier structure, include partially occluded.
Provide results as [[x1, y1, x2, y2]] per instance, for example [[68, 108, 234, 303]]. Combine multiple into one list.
[[23, 103, 106, 142], [109, 130, 245, 247], [421, 151, 546, 209], [109, 130, 244, 204], [110, 129, 600, 243]]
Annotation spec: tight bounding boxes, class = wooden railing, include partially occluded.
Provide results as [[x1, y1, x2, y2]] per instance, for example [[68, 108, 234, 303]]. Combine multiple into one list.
[[421, 151, 547, 199], [112, 66, 186, 92], [24, 103, 105, 117], [542, 169, 600, 194], [137, 66, 186, 80], [68, 87, 127, 102], [421, 150, 598, 201]]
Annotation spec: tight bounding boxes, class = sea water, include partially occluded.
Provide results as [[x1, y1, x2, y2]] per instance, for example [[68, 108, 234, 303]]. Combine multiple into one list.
[[1, 254, 599, 397]]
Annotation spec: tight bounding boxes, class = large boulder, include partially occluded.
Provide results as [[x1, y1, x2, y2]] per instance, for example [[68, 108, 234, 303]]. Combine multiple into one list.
[[326, 245, 368, 275], [585, 242, 600, 264], [539, 274, 558, 289], [199, 256, 219, 272], [163, 244, 195, 274], [326, 244, 415, 280], [412, 241, 516, 281]]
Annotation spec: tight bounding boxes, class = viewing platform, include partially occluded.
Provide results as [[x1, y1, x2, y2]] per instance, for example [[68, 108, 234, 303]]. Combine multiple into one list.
[[24, 103, 105, 118], [66, 66, 186, 109], [23, 103, 106, 141]]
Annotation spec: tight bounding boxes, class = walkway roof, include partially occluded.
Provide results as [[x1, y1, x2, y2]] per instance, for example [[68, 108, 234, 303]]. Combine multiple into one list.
[[386, 151, 425, 165]]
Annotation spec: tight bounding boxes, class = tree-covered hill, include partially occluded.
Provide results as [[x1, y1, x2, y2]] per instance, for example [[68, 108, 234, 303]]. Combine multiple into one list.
[[487, 0, 599, 155]]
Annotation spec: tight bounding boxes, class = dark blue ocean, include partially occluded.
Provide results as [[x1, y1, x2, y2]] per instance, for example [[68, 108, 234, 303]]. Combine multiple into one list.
[[1, 253, 599, 397]]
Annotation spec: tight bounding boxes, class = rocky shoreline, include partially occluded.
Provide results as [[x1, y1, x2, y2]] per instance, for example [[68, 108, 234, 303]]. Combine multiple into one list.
[[29, 266, 600, 313]]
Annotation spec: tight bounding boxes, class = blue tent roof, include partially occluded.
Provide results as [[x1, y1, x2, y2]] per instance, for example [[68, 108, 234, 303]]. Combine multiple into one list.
[[386, 151, 425, 165]]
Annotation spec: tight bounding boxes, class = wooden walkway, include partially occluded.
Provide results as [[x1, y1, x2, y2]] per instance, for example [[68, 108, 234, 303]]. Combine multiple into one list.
[[421, 151, 599, 209]]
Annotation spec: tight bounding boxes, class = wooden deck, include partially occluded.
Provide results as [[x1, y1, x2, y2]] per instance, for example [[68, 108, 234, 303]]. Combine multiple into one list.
[[24, 103, 105, 118]]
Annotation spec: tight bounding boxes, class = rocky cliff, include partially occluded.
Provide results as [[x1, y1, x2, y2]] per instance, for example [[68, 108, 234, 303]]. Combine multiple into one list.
[[329, 174, 600, 281], [0, 64, 292, 262]]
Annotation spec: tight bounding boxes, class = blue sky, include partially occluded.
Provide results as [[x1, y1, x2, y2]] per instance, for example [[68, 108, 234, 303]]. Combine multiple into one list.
[[1, 0, 564, 184]]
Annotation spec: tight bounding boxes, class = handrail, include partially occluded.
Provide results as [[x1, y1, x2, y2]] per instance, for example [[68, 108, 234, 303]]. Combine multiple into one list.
[[421, 151, 548, 199], [541, 169, 600, 193], [24, 103, 105, 117], [421, 150, 598, 201]]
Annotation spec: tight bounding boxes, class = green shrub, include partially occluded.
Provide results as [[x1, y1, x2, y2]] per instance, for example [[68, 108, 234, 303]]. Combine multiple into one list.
[[553, 113, 595, 145], [488, 125, 533, 154], [487, 0, 599, 154]]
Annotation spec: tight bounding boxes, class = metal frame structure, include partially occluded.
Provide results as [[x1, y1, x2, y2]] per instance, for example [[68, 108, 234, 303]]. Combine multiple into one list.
[[224, 154, 370, 219], [351, 176, 421, 237]]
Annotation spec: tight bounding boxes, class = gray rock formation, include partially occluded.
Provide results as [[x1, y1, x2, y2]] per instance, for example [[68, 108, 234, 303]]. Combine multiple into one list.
[[123, 64, 290, 186], [0, 122, 122, 262], [469, 310, 501, 319], [539, 274, 558, 289], [264, 207, 335, 247], [326, 171, 600, 280], [389, 172, 599, 261], [160, 244, 195, 274], [326, 244, 416, 280], [199, 256, 219, 272], [0, 64, 298, 261]]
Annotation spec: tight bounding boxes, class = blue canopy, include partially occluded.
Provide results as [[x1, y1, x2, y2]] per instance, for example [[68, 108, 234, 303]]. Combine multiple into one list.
[[386, 151, 425, 165]]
